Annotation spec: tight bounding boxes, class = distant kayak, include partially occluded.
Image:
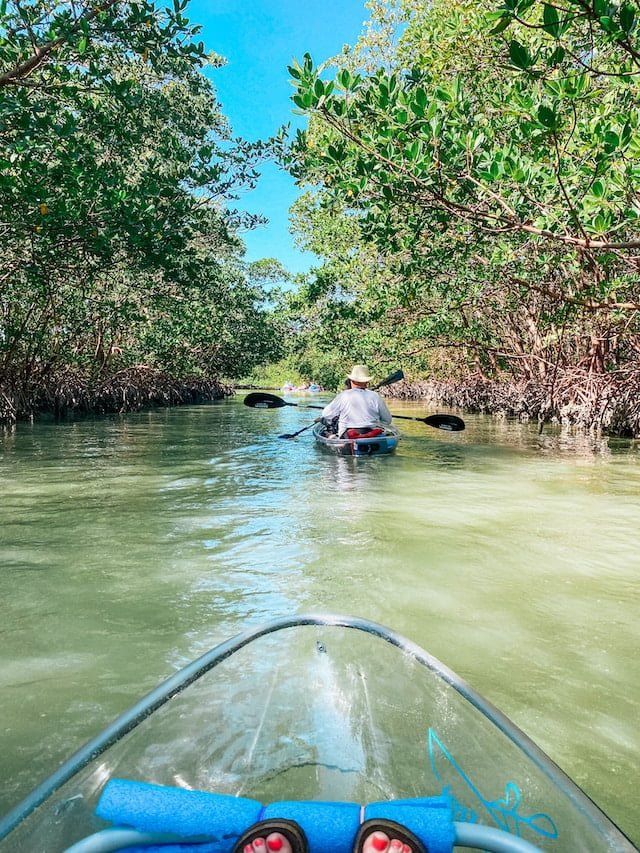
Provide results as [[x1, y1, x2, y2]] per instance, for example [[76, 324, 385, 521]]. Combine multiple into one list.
[[313, 422, 401, 456], [282, 383, 322, 394]]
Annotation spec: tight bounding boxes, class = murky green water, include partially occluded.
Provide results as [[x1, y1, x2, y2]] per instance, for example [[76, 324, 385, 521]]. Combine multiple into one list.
[[1, 394, 639, 844]]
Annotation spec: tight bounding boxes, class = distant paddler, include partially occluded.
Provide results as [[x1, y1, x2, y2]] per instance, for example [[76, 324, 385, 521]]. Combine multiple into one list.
[[320, 365, 393, 439]]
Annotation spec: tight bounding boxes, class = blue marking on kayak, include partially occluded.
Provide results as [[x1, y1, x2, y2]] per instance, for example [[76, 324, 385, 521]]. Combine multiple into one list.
[[427, 728, 559, 841]]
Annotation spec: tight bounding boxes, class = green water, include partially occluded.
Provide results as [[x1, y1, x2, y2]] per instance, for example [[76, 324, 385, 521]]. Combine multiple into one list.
[[1, 395, 639, 844]]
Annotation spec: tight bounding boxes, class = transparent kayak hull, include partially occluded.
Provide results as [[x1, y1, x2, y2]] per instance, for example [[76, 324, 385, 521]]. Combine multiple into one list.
[[0, 615, 634, 852], [312, 424, 401, 456]]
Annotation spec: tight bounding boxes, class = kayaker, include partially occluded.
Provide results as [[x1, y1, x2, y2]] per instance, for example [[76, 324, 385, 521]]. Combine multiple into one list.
[[319, 364, 393, 439]]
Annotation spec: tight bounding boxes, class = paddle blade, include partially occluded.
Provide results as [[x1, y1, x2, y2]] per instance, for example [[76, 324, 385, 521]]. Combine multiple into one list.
[[374, 369, 404, 389], [423, 414, 465, 431], [243, 392, 290, 409]]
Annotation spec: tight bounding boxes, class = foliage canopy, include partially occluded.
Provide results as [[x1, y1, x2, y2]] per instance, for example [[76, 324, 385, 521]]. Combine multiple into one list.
[[283, 0, 640, 385], [0, 0, 285, 419]]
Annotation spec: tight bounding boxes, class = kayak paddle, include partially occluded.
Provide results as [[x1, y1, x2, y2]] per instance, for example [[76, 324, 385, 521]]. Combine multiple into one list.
[[243, 391, 319, 410], [390, 413, 465, 431], [273, 411, 465, 440], [277, 420, 320, 440], [243, 370, 464, 436], [371, 369, 405, 390]]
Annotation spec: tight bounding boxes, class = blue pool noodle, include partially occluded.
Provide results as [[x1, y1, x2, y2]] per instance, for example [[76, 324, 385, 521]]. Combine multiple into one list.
[[96, 779, 455, 853]]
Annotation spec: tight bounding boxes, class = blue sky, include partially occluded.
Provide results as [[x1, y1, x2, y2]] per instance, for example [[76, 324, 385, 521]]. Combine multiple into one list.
[[187, 0, 370, 275]]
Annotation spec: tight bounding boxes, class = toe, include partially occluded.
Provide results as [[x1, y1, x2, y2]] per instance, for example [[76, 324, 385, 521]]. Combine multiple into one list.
[[363, 831, 391, 852], [265, 832, 293, 853]]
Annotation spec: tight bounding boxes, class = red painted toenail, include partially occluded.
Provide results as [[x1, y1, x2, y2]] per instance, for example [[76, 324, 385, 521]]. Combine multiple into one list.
[[372, 835, 388, 851], [267, 839, 283, 851], [254, 841, 265, 848], [391, 842, 402, 850], [244, 846, 253, 853]]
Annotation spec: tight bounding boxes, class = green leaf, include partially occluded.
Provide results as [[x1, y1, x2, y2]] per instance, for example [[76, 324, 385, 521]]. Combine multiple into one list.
[[338, 69, 352, 89], [542, 3, 561, 36], [509, 40, 532, 69], [592, 179, 605, 197], [593, 212, 611, 233], [621, 122, 632, 147], [435, 86, 453, 103], [490, 15, 512, 34], [547, 45, 566, 65], [599, 15, 616, 31], [537, 105, 557, 129], [620, 3, 636, 32], [628, 133, 640, 156], [414, 87, 427, 108], [603, 130, 620, 151], [406, 140, 421, 161]]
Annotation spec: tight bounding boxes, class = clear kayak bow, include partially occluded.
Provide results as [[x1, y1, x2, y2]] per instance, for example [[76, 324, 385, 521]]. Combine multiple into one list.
[[0, 614, 634, 852]]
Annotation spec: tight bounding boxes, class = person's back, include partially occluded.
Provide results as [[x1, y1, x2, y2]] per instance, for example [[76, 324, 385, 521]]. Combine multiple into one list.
[[321, 365, 392, 438]]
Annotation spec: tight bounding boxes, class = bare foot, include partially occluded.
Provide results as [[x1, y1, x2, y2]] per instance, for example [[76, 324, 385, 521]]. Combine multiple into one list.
[[243, 833, 293, 853], [361, 830, 412, 853]]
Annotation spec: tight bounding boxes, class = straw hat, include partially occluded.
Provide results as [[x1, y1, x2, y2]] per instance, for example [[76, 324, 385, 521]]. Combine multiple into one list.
[[348, 364, 372, 383]]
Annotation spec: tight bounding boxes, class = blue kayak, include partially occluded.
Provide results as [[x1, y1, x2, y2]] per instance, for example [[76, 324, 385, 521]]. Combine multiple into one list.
[[0, 614, 635, 852], [312, 423, 401, 456]]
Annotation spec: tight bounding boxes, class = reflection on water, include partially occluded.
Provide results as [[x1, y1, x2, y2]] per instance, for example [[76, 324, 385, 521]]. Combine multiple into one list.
[[1, 397, 639, 844]]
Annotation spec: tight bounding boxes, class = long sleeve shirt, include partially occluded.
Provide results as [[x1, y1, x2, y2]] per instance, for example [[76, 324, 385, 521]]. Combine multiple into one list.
[[321, 388, 392, 438]]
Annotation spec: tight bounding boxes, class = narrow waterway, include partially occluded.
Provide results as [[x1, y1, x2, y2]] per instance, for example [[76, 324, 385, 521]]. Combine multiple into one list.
[[1, 394, 639, 844]]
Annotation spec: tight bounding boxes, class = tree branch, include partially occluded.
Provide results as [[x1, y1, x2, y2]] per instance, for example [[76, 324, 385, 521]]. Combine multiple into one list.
[[0, 0, 119, 87]]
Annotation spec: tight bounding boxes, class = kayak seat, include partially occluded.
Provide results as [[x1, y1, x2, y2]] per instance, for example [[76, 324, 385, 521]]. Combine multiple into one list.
[[346, 427, 384, 439]]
